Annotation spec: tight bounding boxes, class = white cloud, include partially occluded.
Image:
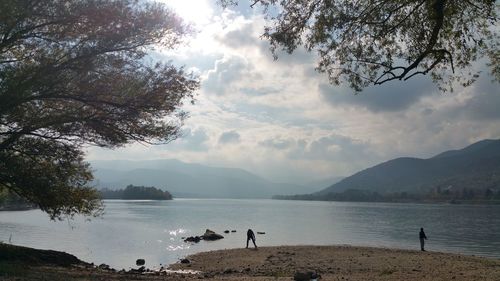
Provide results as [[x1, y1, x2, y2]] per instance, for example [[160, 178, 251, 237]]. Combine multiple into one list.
[[86, 3, 500, 186], [203, 55, 255, 95]]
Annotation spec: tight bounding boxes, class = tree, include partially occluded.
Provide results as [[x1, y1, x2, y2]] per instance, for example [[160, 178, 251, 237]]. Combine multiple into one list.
[[99, 185, 173, 200], [0, 0, 198, 219], [221, 0, 498, 91], [121, 185, 173, 200]]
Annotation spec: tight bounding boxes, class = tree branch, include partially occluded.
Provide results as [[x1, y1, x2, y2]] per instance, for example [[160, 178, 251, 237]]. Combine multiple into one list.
[[374, 0, 448, 84]]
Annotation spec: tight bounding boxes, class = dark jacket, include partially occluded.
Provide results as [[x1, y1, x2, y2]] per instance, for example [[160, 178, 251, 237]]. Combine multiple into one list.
[[247, 229, 255, 240], [419, 230, 427, 239]]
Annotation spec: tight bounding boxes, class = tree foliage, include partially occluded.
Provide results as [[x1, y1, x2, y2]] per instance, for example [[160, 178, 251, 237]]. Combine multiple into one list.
[[0, 186, 35, 210], [0, 0, 198, 219], [221, 0, 498, 91], [100, 185, 173, 200]]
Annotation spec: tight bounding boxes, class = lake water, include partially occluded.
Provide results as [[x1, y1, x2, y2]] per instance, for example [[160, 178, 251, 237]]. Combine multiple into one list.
[[1, 199, 499, 269]]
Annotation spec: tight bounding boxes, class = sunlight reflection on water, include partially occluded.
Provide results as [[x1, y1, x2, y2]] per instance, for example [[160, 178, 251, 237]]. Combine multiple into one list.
[[1, 199, 499, 269], [167, 245, 190, 251], [168, 228, 187, 237]]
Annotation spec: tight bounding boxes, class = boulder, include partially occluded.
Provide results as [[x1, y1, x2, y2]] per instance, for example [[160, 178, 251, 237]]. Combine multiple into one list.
[[98, 263, 110, 270], [231, 230, 236, 232], [257, 232, 265, 235], [294, 271, 320, 281], [223, 268, 235, 274], [180, 258, 190, 264], [136, 259, 145, 266], [184, 236, 201, 243], [202, 229, 224, 241], [224, 230, 230, 233]]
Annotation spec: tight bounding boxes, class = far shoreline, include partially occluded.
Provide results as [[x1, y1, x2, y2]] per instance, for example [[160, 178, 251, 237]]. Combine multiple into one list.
[[271, 197, 500, 205]]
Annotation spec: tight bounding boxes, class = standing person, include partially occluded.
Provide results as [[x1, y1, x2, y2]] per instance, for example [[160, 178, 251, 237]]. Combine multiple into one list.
[[419, 227, 428, 251], [246, 229, 257, 249]]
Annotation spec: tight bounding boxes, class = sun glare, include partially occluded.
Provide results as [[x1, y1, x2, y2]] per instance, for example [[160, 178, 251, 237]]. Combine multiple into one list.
[[159, 0, 213, 26]]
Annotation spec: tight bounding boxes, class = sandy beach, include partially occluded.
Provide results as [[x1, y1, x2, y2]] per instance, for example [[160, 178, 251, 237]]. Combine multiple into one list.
[[169, 245, 500, 280], [2, 244, 499, 280]]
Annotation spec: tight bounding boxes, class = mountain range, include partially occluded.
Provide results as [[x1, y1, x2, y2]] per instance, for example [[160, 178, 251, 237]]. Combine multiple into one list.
[[276, 139, 500, 201], [91, 139, 500, 201], [90, 159, 330, 198]]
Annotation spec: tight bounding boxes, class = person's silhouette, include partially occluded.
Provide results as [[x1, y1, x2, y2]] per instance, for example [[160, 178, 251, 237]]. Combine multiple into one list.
[[419, 227, 428, 251], [246, 229, 257, 249]]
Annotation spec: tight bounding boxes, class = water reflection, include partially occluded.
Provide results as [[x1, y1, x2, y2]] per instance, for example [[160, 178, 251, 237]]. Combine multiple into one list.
[[0, 199, 499, 269]]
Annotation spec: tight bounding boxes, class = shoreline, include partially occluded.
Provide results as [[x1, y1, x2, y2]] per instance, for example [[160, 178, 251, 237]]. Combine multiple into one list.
[[1, 244, 499, 280]]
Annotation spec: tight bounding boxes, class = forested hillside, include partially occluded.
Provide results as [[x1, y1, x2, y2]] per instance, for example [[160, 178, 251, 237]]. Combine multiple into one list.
[[274, 139, 500, 203]]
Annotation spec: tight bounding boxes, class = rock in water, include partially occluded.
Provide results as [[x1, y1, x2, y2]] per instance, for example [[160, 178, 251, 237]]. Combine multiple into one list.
[[184, 236, 201, 243], [224, 230, 230, 233], [136, 259, 145, 266], [202, 229, 224, 241]]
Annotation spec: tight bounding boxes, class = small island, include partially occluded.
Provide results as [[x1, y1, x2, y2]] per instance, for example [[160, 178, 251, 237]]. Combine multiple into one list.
[[99, 185, 173, 200]]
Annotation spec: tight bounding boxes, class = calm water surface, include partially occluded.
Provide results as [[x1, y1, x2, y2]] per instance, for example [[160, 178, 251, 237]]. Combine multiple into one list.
[[0, 199, 499, 269]]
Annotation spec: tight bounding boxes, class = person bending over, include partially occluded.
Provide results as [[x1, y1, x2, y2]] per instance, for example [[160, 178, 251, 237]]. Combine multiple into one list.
[[246, 229, 257, 249]]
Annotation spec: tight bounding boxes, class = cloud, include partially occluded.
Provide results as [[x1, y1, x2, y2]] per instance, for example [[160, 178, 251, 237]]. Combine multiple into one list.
[[176, 127, 210, 151], [259, 137, 293, 150], [213, 1, 257, 19], [218, 130, 241, 144], [203, 55, 264, 96], [287, 134, 372, 163], [319, 75, 437, 112], [457, 76, 500, 121], [86, 3, 500, 187], [216, 19, 316, 66], [215, 18, 270, 56], [219, 21, 260, 49], [240, 86, 280, 96]]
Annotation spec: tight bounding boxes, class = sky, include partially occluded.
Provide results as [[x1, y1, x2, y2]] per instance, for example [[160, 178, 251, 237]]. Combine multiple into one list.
[[86, 0, 500, 185]]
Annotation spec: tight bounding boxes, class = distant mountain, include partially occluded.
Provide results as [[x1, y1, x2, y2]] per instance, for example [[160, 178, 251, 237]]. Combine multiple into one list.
[[90, 159, 311, 199], [304, 176, 344, 191], [275, 139, 500, 202]]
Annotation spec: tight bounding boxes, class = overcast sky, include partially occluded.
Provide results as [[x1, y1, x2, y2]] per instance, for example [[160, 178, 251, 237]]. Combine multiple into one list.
[[86, 0, 500, 185]]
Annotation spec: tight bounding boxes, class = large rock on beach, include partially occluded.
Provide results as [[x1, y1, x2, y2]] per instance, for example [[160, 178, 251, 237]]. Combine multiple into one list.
[[294, 271, 319, 281], [98, 263, 110, 270]]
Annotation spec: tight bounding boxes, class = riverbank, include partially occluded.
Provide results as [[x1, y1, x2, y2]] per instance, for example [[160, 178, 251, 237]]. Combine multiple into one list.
[[1, 244, 499, 280]]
